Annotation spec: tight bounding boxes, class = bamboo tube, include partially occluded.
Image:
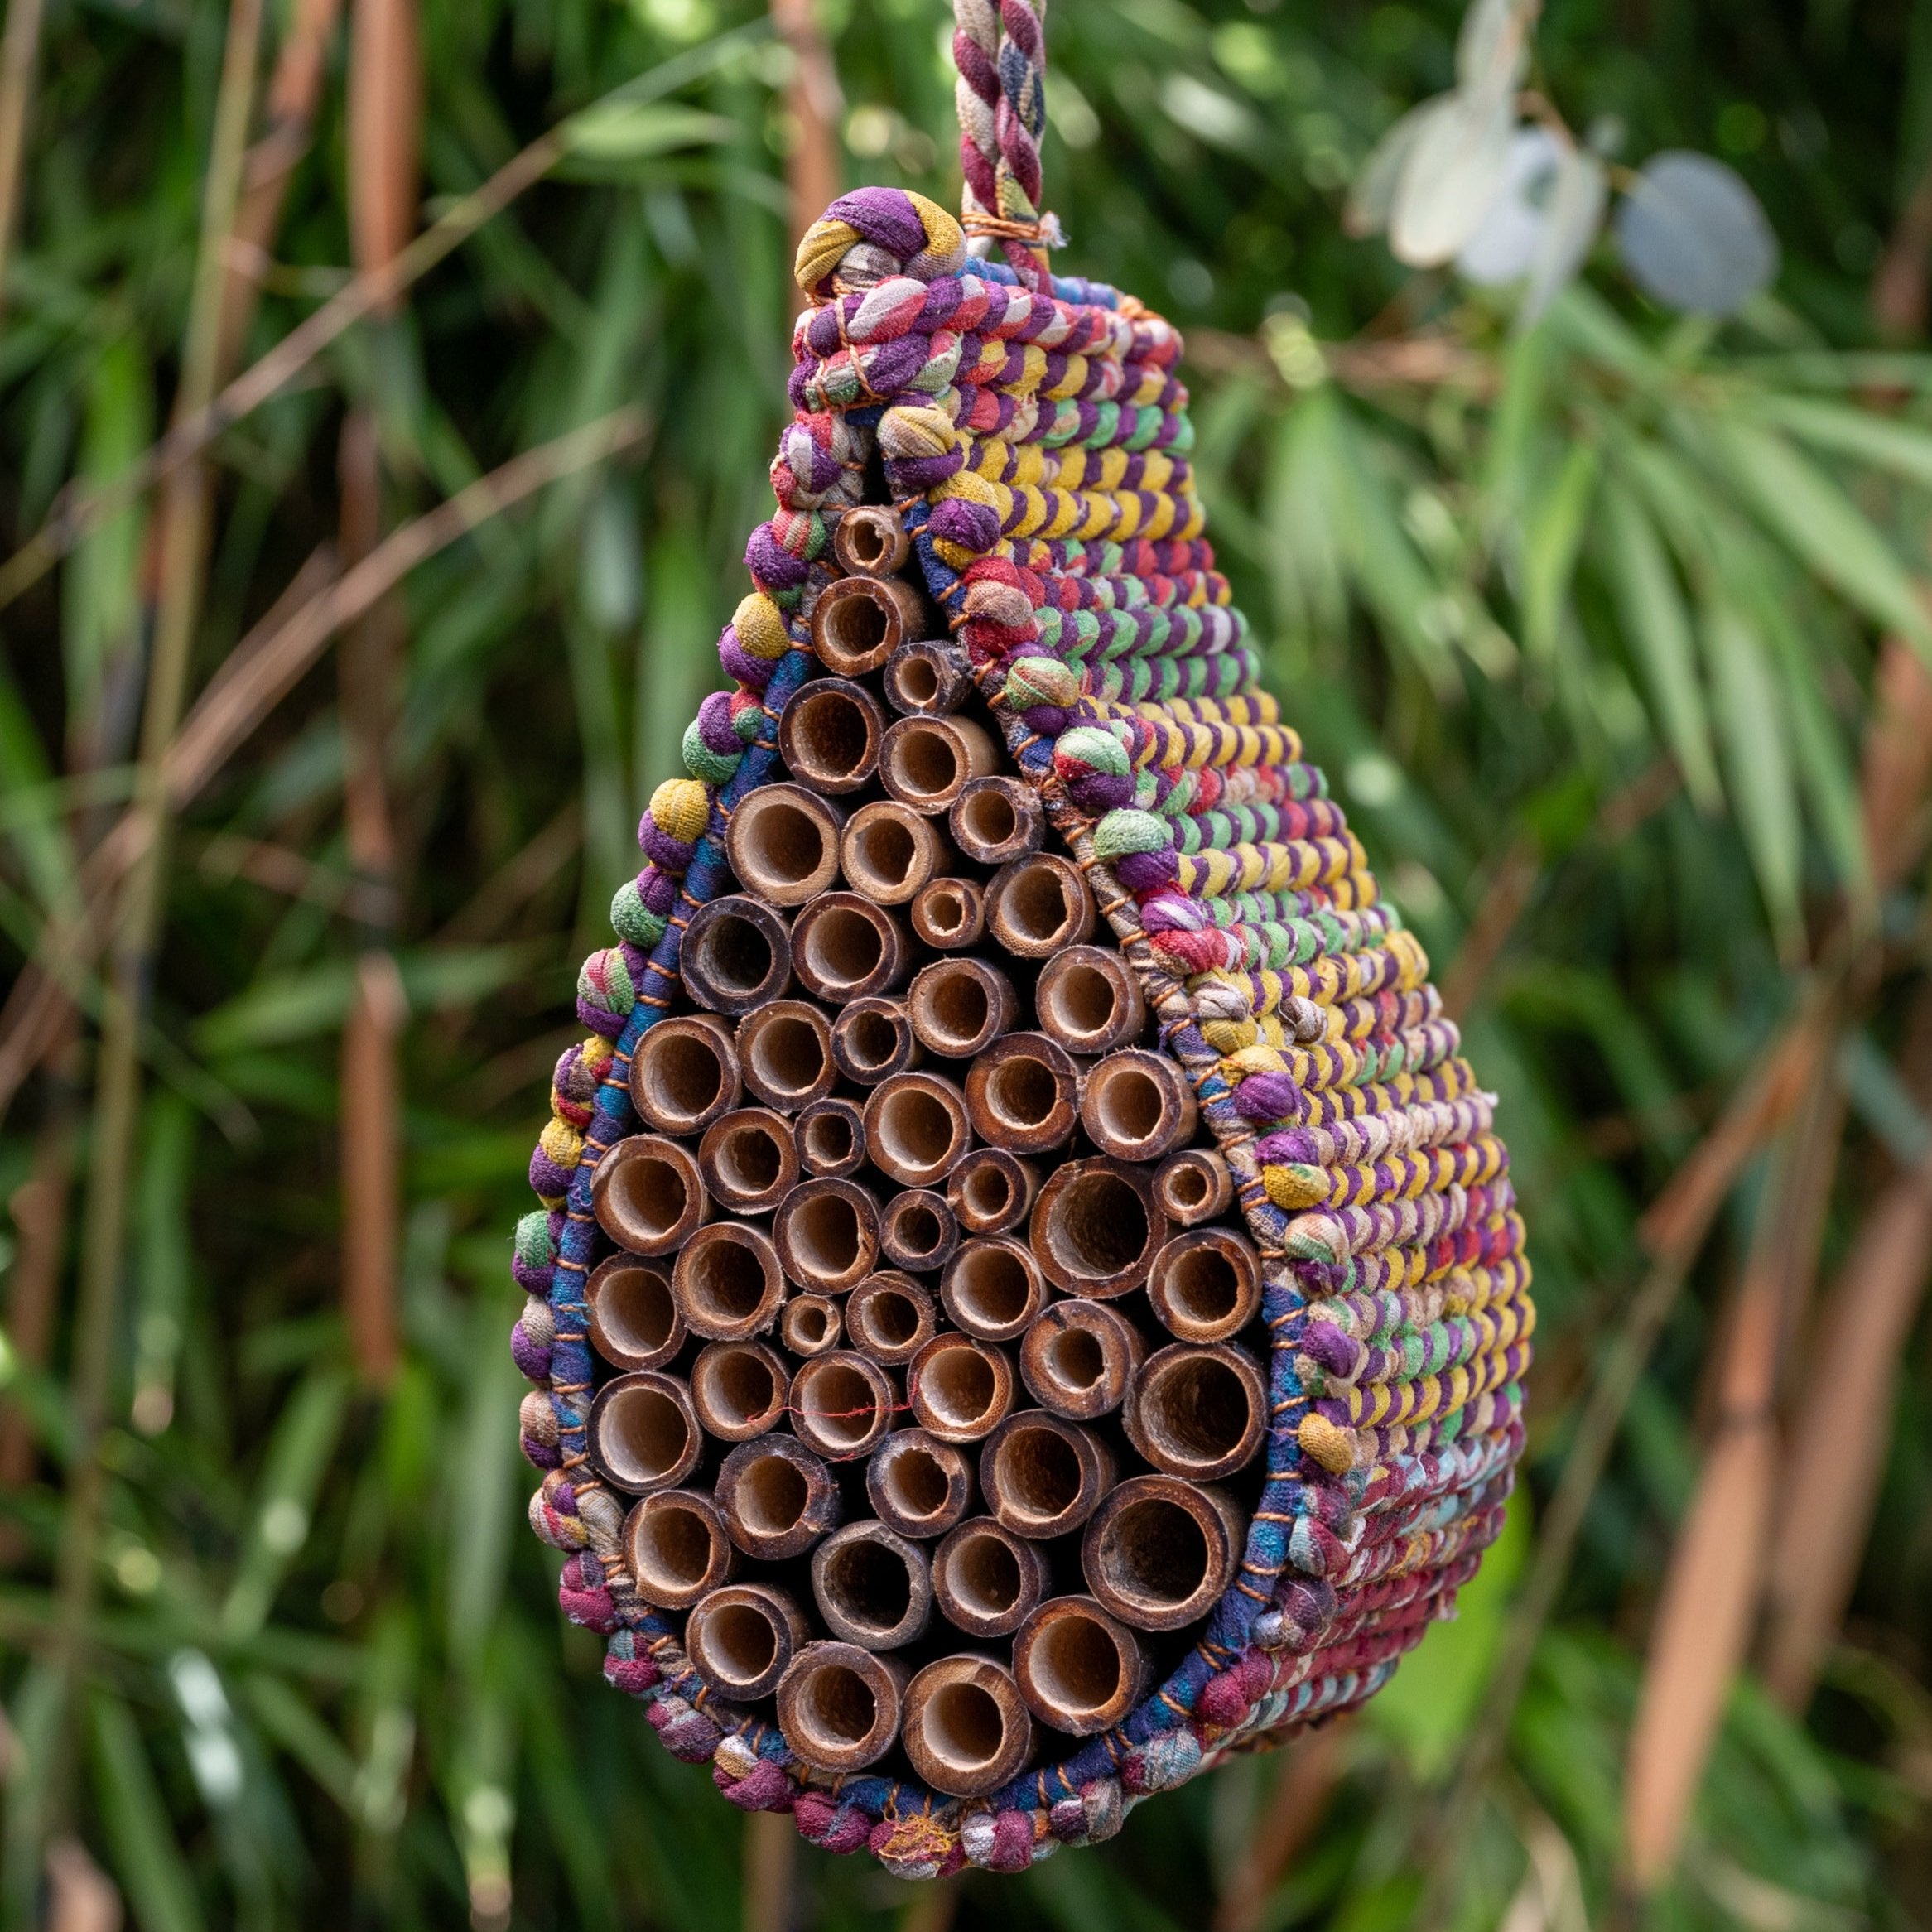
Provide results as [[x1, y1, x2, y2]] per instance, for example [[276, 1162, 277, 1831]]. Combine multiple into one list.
[[1080, 1049, 1199, 1164], [909, 875, 986, 951], [1147, 1227, 1263, 1342], [908, 1333, 1015, 1443], [791, 890, 908, 1003], [946, 1147, 1039, 1238], [880, 1188, 961, 1274], [1031, 1157, 1168, 1298], [681, 893, 792, 1015], [715, 1433, 842, 1559], [1123, 1342, 1268, 1482], [591, 1134, 710, 1256], [1033, 944, 1148, 1057], [776, 1641, 907, 1772], [788, 1348, 898, 1460], [629, 1013, 742, 1137], [932, 1518, 1050, 1639], [830, 503, 912, 578], [839, 800, 950, 906], [949, 776, 1043, 866], [622, 1488, 736, 1609], [691, 1339, 791, 1443], [1018, 1299, 1143, 1421], [984, 853, 1096, 959], [1011, 1597, 1149, 1737], [810, 572, 925, 677], [589, 1371, 702, 1494], [778, 1293, 842, 1358], [684, 1582, 809, 1700], [1081, 1476, 1245, 1632], [883, 638, 971, 716], [901, 1655, 1034, 1798], [846, 1271, 937, 1366], [863, 1071, 972, 1188], [811, 1520, 933, 1649], [793, 1096, 867, 1179], [963, 1032, 1084, 1154], [979, 1410, 1115, 1540], [672, 1221, 787, 1341], [879, 713, 1000, 816], [830, 996, 921, 1085], [907, 956, 1018, 1060], [723, 781, 845, 906], [735, 1000, 836, 1114], [941, 1237, 1044, 1343], [777, 675, 885, 795], [867, 1429, 974, 1539], [698, 1107, 799, 1213], [585, 1254, 686, 1371], [773, 1177, 881, 1294], [1152, 1145, 1233, 1228]]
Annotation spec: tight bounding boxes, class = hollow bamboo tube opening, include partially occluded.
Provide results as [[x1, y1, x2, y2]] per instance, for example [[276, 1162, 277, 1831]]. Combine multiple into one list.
[[671, 1222, 786, 1341], [697, 1108, 798, 1213], [908, 1334, 1014, 1444], [1081, 1477, 1244, 1632], [963, 1033, 1082, 1154], [985, 854, 1096, 959], [831, 503, 912, 578], [589, 1373, 701, 1494], [777, 676, 886, 795], [776, 1642, 906, 1773], [1031, 1158, 1168, 1298], [1019, 1299, 1142, 1421], [789, 1350, 897, 1460], [1012, 1597, 1149, 1737], [909, 875, 986, 951], [830, 997, 920, 1086], [794, 1096, 867, 1179], [979, 1411, 1114, 1540], [949, 776, 1043, 866], [879, 714, 999, 816], [1033, 945, 1148, 1057], [1152, 1145, 1234, 1228], [735, 1000, 836, 1115], [902, 1656, 1034, 1798], [863, 1072, 971, 1188], [681, 894, 792, 1015], [791, 891, 908, 1003], [845, 1273, 937, 1366], [591, 1135, 710, 1257], [932, 1518, 1049, 1639], [1147, 1228, 1263, 1343], [779, 1293, 842, 1357], [810, 573, 924, 677], [941, 1239, 1043, 1343], [883, 639, 971, 716], [622, 1488, 735, 1608], [690, 1340, 791, 1443], [1080, 1049, 1200, 1164], [773, 1178, 880, 1294], [715, 1435, 841, 1559], [907, 956, 1017, 1059], [1123, 1342, 1268, 1481], [867, 1429, 973, 1539], [683, 1583, 807, 1700], [723, 783, 844, 906], [629, 1014, 742, 1137], [946, 1147, 1038, 1238], [879, 1189, 960, 1274], [812, 1521, 933, 1650], [585, 1255, 686, 1371], [839, 801, 948, 906]]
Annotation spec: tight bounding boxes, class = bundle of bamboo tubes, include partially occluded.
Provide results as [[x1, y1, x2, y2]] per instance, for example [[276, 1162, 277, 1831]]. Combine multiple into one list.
[[584, 508, 1268, 1798]]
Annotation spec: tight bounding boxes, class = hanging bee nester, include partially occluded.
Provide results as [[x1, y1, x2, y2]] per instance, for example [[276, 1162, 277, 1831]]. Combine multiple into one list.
[[513, 0, 1532, 1879]]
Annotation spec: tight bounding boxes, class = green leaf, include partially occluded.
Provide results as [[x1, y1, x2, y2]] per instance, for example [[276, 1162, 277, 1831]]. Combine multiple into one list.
[[89, 1692, 208, 1932], [1748, 392, 1932, 491], [1519, 437, 1598, 662], [557, 101, 735, 162]]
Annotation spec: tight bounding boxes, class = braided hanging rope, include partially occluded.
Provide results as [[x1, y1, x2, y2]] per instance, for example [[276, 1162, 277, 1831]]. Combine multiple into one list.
[[952, 0, 1054, 288]]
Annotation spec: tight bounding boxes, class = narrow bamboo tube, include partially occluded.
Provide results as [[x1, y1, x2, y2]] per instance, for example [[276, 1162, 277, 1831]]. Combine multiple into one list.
[[811, 1520, 933, 1649], [830, 996, 921, 1085], [629, 1013, 741, 1137], [979, 1410, 1115, 1540], [932, 1519, 1050, 1639], [1079, 1048, 1200, 1164], [723, 782, 844, 907], [735, 1000, 836, 1114], [830, 503, 912, 578], [589, 1372, 702, 1494], [1082, 1476, 1245, 1632], [591, 1135, 710, 1257], [788, 1349, 898, 1461], [691, 1340, 791, 1443], [672, 1222, 787, 1341], [794, 1096, 867, 1179], [883, 638, 971, 716], [1033, 944, 1148, 1057], [684, 1583, 809, 1700], [839, 800, 950, 906], [811, 573, 925, 677], [777, 675, 887, 795], [949, 776, 1043, 865], [776, 1642, 907, 1772], [984, 853, 1096, 959], [1152, 1145, 1233, 1227], [585, 1255, 686, 1371], [779, 1293, 842, 1358], [846, 1272, 937, 1366], [946, 1147, 1038, 1238], [1030, 1157, 1168, 1298], [879, 713, 1000, 816], [909, 875, 986, 951], [907, 956, 1018, 1060], [1147, 1227, 1263, 1342], [1011, 1597, 1149, 1737], [867, 1429, 974, 1539], [880, 1188, 961, 1274], [680, 894, 792, 1014], [902, 1655, 1034, 1798], [964, 1033, 1084, 1154], [1018, 1299, 1143, 1421], [791, 890, 909, 1003], [1123, 1342, 1268, 1481], [863, 1071, 972, 1188], [622, 1488, 735, 1609], [773, 1177, 881, 1294], [698, 1107, 799, 1213], [908, 1334, 1015, 1444], [715, 1434, 841, 1559], [941, 1238, 1044, 1343]]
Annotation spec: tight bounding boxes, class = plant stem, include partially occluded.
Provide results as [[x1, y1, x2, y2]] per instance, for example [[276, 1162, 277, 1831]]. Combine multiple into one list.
[[0, 0, 46, 319]]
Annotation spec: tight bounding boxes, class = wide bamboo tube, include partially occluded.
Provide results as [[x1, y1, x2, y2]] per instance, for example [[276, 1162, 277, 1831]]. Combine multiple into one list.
[[1033, 944, 1148, 1057], [984, 853, 1096, 958], [585, 1255, 685, 1371], [680, 893, 793, 1015], [946, 1147, 1038, 1238], [684, 1583, 809, 1700], [1151, 1145, 1234, 1228], [962, 1032, 1083, 1154], [940, 1238, 1044, 1343], [589, 1371, 702, 1494], [879, 1188, 961, 1274], [591, 1135, 710, 1256], [1011, 1597, 1149, 1737], [883, 638, 971, 717], [735, 1000, 836, 1114], [697, 1107, 798, 1213], [932, 1518, 1050, 1639], [949, 776, 1043, 866], [794, 1096, 868, 1179], [863, 1071, 972, 1188], [1146, 1227, 1263, 1342], [773, 1177, 881, 1294], [839, 800, 950, 906], [1079, 1048, 1200, 1164], [810, 573, 925, 677], [907, 956, 1018, 1060], [629, 1013, 741, 1137], [1123, 1342, 1268, 1482], [791, 890, 908, 1003], [622, 1488, 735, 1609], [1018, 1299, 1143, 1421], [715, 1434, 841, 1559], [845, 1272, 937, 1366], [879, 713, 1000, 816], [979, 1410, 1115, 1540], [1030, 1156, 1168, 1298], [671, 1221, 787, 1341], [723, 782, 844, 906], [778, 1293, 842, 1358], [690, 1339, 791, 1443], [901, 1655, 1034, 1798], [867, 1429, 974, 1539], [830, 996, 921, 1085], [789, 1349, 898, 1460], [830, 503, 912, 578], [909, 875, 986, 951], [811, 1520, 934, 1650], [776, 675, 886, 795], [908, 1334, 1015, 1444], [776, 1642, 907, 1773], [1082, 1476, 1245, 1632]]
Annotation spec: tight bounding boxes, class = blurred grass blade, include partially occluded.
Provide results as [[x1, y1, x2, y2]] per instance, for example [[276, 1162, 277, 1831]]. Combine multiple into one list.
[[1519, 439, 1597, 664], [89, 1693, 205, 1932]]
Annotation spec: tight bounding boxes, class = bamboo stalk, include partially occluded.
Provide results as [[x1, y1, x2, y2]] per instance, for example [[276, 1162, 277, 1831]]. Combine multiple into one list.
[[907, 956, 1018, 1059], [984, 853, 1096, 958], [863, 1072, 972, 1188], [681, 894, 793, 1014], [1079, 1048, 1199, 1164], [830, 997, 922, 1085], [1124, 1342, 1266, 1481], [589, 1371, 703, 1494], [846, 1272, 937, 1366], [867, 1429, 975, 1539], [830, 505, 911, 578], [948, 777, 1043, 866], [773, 1178, 882, 1294], [776, 1642, 907, 1773], [908, 1334, 1015, 1443], [585, 1255, 687, 1371], [979, 1411, 1114, 1540], [793, 1096, 867, 1179], [1031, 1156, 1166, 1298], [0, 0, 46, 320], [880, 1189, 961, 1274], [840, 801, 951, 906], [879, 714, 1000, 815], [778, 1293, 842, 1358], [1018, 1299, 1142, 1421], [776, 677, 886, 795], [883, 639, 971, 717], [940, 1238, 1043, 1343], [1146, 1228, 1263, 1343], [725, 782, 845, 905], [1152, 1146, 1233, 1227], [630, 1014, 743, 1136], [685, 1582, 809, 1700], [932, 1519, 1049, 1639], [1034, 944, 1148, 1056], [1082, 1476, 1243, 1631], [591, 1134, 711, 1256], [672, 1222, 788, 1341], [962, 1032, 1084, 1154], [788, 1350, 898, 1460], [790, 890, 908, 1003], [623, 1488, 736, 1608], [946, 1147, 1038, 1238], [810, 574, 926, 676], [699, 1108, 800, 1213], [811, 1520, 934, 1649], [691, 1341, 793, 1443], [909, 876, 987, 951], [735, 1000, 837, 1115], [716, 1433, 842, 1560], [1011, 1597, 1149, 1737], [901, 1655, 1033, 1797]]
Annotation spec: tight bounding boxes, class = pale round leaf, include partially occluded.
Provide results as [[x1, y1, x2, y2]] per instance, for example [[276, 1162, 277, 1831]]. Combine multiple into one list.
[[1389, 83, 1517, 267], [1456, 0, 1535, 94], [1613, 149, 1780, 315], [1346, 95, 1453, 239], [1457, 125, 1563, 285], [1520, 147, 1607, 321]]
